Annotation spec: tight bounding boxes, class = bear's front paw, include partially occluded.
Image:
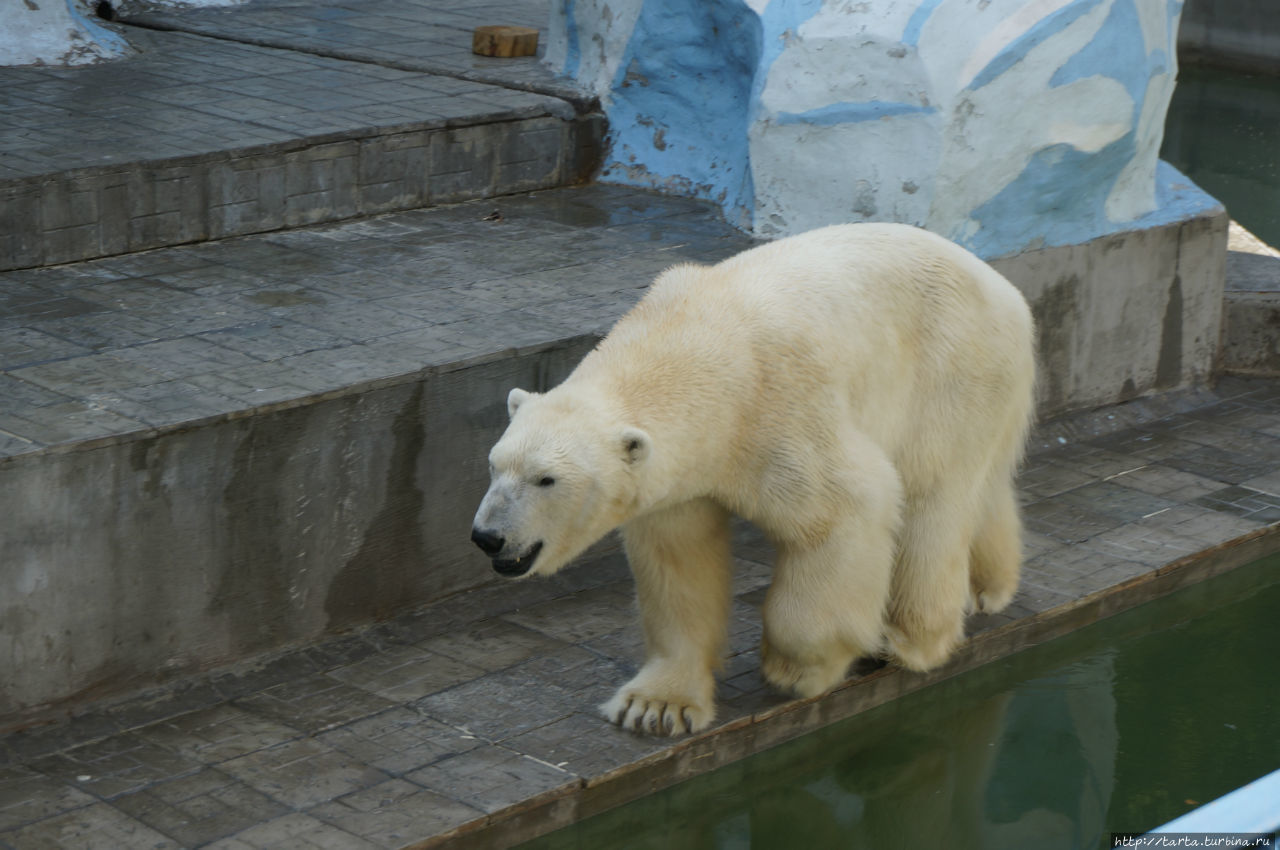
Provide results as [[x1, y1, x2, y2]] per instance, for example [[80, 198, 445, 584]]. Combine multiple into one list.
[[599, 668, 715, 737]]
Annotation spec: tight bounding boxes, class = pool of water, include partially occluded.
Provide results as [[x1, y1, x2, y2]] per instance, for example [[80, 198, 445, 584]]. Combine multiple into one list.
[[1163, 66, 1280, 248], [520, 553, 1280, 850]]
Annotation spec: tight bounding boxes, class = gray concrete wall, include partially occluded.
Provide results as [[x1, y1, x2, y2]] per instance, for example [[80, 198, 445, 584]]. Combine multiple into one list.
[[1180, 0, 1280, 73], [0, 337, 597, 728], [994, 207, 1228, 420]]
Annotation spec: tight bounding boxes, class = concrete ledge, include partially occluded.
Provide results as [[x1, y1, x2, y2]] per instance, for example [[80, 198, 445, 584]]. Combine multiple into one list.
[[1221, 223, 1280, 376], [0, 114, 604, 271], [0, 336, 596, 725], [992, 203, 1228, 418]]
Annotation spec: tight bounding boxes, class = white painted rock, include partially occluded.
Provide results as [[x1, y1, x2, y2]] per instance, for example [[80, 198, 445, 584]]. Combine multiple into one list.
[[2, 0, 133, 66], [547, 0, 1187, 257]]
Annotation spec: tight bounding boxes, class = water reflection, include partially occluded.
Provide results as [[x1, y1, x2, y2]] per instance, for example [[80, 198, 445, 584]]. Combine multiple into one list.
[[1162, 66, 1280, 247]]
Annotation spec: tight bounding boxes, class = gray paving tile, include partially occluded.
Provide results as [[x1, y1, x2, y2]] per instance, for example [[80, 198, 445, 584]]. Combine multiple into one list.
[[233, 675, 398, 736], [208, 649, 325, 703], [309, 778, 483, 848], [133, 705, 303, 765], [1050, 481, 1181, 524], [404, 743, 576, 814], [1, 802, 182, 850], [1241, 468, 1280, 495], [30, 733, 204, 801], [1192, 485, 1280, 523], [203, 812, 382, 850], [500, 583, 637, 645], [412, 651, 608, 743], [1084, 505, 1261, 567], [315, 707, 482, 776], [0, 328, 93, 370], [1162, 441, 1280, 485], [99, 379, 243, 427], [1021, 496, 1125, 545], [110, 768, 290, 848], [500, 713, 665, 780], [325, 646, 484, 704], [219, 738, 390, 809], [0, 713, 127, 767], [416, 619, 569, 674], [0, 766, 96, 832], [1103, 463, 1227, 501]]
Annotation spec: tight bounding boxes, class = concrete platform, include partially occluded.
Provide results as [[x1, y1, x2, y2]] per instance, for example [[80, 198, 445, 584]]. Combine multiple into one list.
[[0, 7, 599, 271], [1221, 222, 1280, 375], [4, 375, 1280, 848]]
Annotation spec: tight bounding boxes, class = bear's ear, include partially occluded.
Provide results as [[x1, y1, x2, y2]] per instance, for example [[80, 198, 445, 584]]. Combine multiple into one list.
[[507, 388, 532, 420], [620, 427, 650, 465]]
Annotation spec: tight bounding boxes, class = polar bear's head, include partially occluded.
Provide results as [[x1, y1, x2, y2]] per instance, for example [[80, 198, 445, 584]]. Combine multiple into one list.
[[471, 385, 650, 578]]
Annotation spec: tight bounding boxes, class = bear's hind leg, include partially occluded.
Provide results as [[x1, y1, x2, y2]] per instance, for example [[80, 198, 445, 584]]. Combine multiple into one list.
[[760, 451, 901, 699], [968, 477, 1023, 614], [602, 498, 732, 736]]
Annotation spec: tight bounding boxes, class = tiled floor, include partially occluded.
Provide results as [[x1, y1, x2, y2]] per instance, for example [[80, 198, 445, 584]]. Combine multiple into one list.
[[3, 376, 1280, 848], [120, 0, 581, 103], [0, 185, 752, 458], [0, 27, 565, 182]]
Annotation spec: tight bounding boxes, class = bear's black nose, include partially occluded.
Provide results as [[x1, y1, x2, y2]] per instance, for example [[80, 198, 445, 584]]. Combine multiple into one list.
[[471, 527, 505, 556]]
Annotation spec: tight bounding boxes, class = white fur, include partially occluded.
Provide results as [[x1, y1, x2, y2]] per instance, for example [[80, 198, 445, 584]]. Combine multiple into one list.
[[472, 223, 1036, 736]]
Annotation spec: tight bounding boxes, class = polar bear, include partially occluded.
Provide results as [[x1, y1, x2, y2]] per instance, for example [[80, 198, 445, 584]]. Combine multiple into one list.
[[471, 223, 1035, 736]]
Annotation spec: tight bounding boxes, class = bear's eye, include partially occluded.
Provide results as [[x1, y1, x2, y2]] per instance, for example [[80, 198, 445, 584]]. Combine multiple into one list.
[[537, 476, 556, 487]]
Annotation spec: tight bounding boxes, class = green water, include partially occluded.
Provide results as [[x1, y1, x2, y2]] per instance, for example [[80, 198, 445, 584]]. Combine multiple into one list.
[[1163, 66, 1280, 247], [522, 554, 1280, 850]]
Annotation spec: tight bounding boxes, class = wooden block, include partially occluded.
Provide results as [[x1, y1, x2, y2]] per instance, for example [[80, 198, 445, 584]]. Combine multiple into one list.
[[472, 25, 539, 58]]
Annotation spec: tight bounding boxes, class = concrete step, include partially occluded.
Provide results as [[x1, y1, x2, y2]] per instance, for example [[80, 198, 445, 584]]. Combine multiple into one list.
[[0, 10, 600, 272], [1221, 222, 1280, 375], [0, 183, 752, 728]]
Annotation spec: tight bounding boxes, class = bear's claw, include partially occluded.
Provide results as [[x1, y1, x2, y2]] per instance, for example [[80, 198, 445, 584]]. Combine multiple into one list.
[[600, 682, 713, 737]]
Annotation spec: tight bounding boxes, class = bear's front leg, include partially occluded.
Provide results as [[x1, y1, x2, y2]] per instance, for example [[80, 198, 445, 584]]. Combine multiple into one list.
[[601, 499, 732, 736], [761, 449, 900, 698]]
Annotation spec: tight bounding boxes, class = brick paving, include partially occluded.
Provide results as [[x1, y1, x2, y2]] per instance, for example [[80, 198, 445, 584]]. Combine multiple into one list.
[[119, 0, 581, 104], [0, 185, 750, 459], [4, 1, 1280, 847]]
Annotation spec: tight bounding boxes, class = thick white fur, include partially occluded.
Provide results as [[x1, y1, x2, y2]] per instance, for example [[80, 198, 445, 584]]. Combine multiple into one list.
[[473, 223, 1036, 736]]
